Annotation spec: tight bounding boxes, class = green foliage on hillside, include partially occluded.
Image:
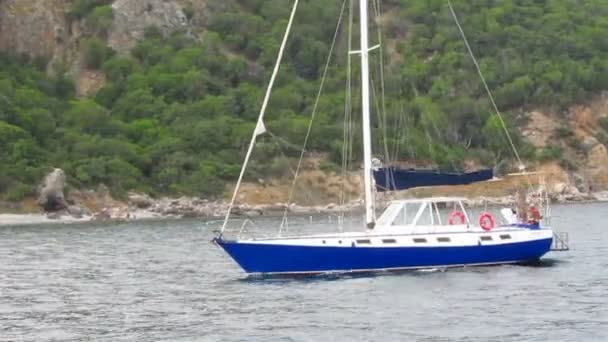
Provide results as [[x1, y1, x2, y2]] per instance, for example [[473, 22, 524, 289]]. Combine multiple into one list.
[[1, 0, 608, 200]]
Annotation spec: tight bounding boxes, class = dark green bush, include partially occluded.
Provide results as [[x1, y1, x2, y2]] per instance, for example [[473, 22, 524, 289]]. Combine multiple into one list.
[[537, 146, 563, 161], [599, 117, 608, 132], [69, 0, 113, 20], [83, 38, 115, 69], [5, 182, 32, 201]]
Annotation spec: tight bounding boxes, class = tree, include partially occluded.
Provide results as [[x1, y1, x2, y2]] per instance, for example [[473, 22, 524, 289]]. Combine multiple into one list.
[[86, 5, 114, 37], [83, 38, 115, 69]]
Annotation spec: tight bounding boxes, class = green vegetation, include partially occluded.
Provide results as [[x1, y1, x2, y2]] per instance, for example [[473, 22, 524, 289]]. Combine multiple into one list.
[[83, 37, 115, 69], [599, 117, 608, 132], [68, 0, 113, 20], [1, 0, 608, 200]]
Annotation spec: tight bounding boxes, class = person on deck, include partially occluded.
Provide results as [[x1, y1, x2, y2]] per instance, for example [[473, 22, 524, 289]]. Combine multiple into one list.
[[528, 205, 542, 225]]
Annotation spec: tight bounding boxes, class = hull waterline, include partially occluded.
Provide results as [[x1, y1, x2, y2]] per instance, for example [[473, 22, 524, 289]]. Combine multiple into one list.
[[215, 236, 553, 276]]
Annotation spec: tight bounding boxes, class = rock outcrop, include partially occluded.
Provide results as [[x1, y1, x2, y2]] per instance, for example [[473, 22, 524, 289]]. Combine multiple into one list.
[[36, 168, 93, 219], [0, 0, 77, 68], [0, 0, 210, 76], [37, 168, 69, 211], [127, 192, 155, 209], [586, 144, 608, 189], [108, 0, 190, 53], [522, 111, 559, 148]]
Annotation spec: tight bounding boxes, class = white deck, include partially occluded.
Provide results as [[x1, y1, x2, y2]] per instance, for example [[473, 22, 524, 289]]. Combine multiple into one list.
[[233, 198, 553, 248]]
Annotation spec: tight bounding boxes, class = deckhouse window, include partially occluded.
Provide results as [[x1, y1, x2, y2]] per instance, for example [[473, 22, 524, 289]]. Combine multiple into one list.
[[413, 238, 427, 243], [480, 236, 493, 241], [382, 239, 396, 244], [500, 234, 511, 240], [437, 237, 451, 243], [356, 239, 371, 244]]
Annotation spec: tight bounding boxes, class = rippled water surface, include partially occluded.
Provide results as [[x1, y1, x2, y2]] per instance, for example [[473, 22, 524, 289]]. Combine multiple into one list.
[[1, 203, 607, 341]]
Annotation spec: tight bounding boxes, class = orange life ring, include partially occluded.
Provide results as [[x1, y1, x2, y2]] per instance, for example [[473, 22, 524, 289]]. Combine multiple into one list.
[[479, 212, 496, 231], [448, 210, 466, 225]]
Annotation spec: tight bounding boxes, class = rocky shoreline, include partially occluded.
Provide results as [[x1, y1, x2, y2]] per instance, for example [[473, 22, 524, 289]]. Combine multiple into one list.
[[3, 189, 608, 227], [2, 167, 608, 226]]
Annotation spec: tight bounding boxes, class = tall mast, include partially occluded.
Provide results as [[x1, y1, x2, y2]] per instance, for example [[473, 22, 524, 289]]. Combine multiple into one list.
[[359, 0, 375, 228]]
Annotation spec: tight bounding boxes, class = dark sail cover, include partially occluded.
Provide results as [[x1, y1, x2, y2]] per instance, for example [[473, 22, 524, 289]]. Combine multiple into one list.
[[373, 167, 494, 192]]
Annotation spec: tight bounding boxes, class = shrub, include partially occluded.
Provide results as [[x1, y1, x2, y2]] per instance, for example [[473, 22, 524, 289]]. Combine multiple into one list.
[[268, 157, 292, 178], [537, 146, 563, 161], [86, 5, 114, 37], [554, 126, 574, 138], [83, 38, 114, 70], [599, 117, 608, 132], [567, 136, 585, 152], [5, 182, 32, 201], [69, 0, 113, 20], [183, 3, 195, 21]]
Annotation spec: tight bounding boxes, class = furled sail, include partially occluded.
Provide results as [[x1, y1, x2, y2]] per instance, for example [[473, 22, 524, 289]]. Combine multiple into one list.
[[373, 167, 494, 192]]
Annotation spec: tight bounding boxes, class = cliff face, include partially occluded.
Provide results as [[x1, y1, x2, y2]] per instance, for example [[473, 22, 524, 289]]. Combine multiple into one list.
[[522, 93, 608, 191], [0, 0, 209, 65], [0, 0, 212, 97], [0, 0, 75, 67], [108, 0, 202, 53]]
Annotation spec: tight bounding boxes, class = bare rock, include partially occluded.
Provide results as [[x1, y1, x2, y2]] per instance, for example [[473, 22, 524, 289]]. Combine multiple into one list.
[[37, 168, 68, 212], [586, 144, 608, 189], [66, 188, 82, 203], [522, 111, 558, 148], [0, 0, 74, 67], [109, 0, 189, 53], [67, 205, 88, 219], [581, 135, 599, 151], [571, 173, 590, 193], [128, 192, 154, 209], [46, 211, 63, 220], [592, 191, 608, 202], [97, 184, 110, 198], [243, 209, 263, 217], [93, 208, 112, 221], [552, 182, 569, 194]]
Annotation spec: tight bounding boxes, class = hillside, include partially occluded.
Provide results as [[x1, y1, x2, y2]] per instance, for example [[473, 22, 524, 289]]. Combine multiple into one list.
[[1, 0, 608, 207]]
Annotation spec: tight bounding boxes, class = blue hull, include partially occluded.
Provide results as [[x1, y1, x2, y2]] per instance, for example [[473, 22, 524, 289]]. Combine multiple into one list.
[[215, 237, 553, 275]]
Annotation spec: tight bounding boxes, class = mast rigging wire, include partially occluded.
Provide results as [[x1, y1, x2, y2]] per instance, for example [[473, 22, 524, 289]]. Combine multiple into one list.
[[447, 0, 530, 179], [279, 0, 349, 234]]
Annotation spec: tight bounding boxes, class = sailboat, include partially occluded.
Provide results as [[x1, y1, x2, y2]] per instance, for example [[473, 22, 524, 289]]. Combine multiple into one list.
[[213, 0, 554, 276]]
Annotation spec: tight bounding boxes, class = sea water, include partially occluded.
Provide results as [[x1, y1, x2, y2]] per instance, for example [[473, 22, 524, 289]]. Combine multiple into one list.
[[0, 203, 606, 341]]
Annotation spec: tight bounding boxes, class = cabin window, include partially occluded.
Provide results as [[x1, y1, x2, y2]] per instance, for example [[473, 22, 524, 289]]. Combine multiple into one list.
[[322, 240, 326, 244], [500, 234, 511, 240], [356, 239, 371, 244], [382, 239, 396, 244], [338, 240, 342, 244], [437, 237, 451, 243], [413, 238, 427, 243], [480, 236, 493, 241]]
